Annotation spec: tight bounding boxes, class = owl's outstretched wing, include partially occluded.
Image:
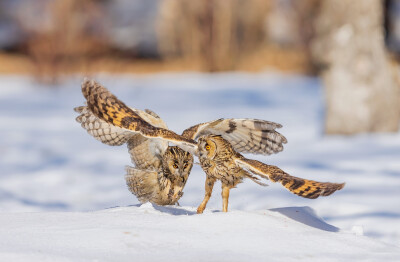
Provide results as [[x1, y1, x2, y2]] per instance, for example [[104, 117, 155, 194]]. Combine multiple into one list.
[[75, 83, 169, 146], [235, 157, 345, 199], [75, 105, 135, 146], [80, 79, 197, 154], [182, 119, 287, 155], [75, 104, 170, 170]]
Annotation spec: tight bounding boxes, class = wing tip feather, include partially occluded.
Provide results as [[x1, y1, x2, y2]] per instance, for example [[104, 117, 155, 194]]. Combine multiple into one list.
[[337, 182, 345, 190], [74, 106, 85, 113]]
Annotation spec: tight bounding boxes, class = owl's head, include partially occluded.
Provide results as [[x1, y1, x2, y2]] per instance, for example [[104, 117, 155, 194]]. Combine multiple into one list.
[[198, 135, 235, 160], [162, 146, 194, 185]]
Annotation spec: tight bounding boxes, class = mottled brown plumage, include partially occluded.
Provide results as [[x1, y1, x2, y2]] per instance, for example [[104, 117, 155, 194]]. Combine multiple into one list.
[[235, 158, 344, 199], [125, 146, 193, 205], [196, 135, 345, 213], [75, 78, 289, 206], [81, 79, 197, 151], [181, 118, 287, 155], [76, 79, 195, 205]]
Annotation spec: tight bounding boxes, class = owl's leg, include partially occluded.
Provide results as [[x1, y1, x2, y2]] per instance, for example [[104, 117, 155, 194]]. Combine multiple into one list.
[[221, 185, 232, 212], [197, 176, 216, 214]]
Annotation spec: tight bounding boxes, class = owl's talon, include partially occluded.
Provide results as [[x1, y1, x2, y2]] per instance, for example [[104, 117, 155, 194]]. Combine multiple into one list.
[[197, 206, 205, 214]]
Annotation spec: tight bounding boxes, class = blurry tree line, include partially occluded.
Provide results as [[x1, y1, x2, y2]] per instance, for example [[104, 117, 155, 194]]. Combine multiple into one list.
[[0, 0, 400, 134], [0, 0, 322, 78]]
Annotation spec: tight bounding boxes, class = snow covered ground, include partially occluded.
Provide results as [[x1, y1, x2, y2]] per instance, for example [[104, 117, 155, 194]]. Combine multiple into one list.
[[0, 205, 399, 262], [0, 73, 399, 261]]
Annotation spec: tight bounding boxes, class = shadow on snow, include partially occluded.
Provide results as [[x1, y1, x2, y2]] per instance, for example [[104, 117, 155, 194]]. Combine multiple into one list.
[[270, 206, 340, 232]]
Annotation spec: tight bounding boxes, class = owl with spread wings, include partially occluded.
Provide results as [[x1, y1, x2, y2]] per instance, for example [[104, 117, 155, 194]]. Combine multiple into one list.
[[74, 79, 287, 206], [196, 135, 345, 213]]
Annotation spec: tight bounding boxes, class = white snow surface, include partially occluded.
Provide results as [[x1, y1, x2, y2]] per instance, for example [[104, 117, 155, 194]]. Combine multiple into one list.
[[0, 73, 400, 261]]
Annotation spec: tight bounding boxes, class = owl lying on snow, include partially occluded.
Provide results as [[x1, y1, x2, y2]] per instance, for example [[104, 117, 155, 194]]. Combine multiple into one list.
[[75, 79, 288, 206]]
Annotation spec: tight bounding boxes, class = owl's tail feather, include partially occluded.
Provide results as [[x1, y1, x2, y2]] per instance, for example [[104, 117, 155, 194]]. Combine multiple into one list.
[[235, 157, 345, 199]]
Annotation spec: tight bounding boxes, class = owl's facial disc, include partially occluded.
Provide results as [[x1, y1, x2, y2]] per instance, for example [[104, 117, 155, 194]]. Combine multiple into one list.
[[168, 159, 192, 184], [198, 137, 216, 159], [164, 147, 194, 185]]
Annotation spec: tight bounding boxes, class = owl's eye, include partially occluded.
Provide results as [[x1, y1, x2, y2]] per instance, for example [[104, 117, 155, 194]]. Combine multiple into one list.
[[183, 162, 188, 168], [173, 163, 178, 169], [205, 145, 211, 151]]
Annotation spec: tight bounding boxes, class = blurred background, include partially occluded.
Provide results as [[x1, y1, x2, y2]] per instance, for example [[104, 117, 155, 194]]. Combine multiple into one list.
[[1, 0, 400, 134], [0, 0, 400, 246]]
